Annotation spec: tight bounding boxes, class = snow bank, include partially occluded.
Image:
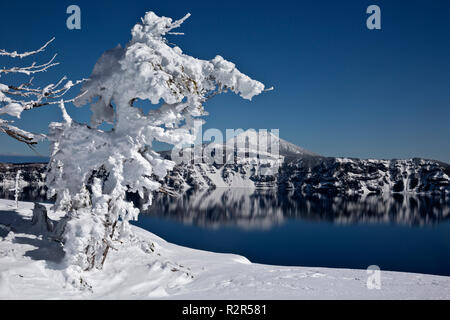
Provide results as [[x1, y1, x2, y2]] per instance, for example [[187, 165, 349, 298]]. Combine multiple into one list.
[[0, 199, 449, 299]]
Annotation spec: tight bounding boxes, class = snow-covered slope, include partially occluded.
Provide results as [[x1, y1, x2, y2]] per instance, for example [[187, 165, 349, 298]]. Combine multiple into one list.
[[280, 157, 450, 197], [161, 156, 450, 196], [1, 199, 450, 299]]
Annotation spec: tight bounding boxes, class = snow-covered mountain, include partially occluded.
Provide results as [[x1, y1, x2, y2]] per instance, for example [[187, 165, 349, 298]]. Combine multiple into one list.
[[230, 130, 319, 158], [265, 133, 319, 158], [1, 135, 449, 198], [159, 130, 318, 190], [159, 133, 450, 197]]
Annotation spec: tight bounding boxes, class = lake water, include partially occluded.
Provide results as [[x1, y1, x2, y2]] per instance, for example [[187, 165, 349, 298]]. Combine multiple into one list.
[[133, 189, 450, 277]]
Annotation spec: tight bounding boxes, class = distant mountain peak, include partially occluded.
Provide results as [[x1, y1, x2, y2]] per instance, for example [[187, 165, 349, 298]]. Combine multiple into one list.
[[231, 130, 320, 158]]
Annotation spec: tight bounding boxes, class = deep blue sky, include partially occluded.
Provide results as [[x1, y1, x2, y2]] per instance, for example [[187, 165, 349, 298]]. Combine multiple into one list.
[[1, 0, 449, 162]]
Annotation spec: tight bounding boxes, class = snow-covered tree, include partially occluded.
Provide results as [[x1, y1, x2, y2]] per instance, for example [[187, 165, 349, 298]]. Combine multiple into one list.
[[0, 38, 82, 145], [14, 170, 21, 209], [8, 169, 23, 209], [46, 11, 266, 275]]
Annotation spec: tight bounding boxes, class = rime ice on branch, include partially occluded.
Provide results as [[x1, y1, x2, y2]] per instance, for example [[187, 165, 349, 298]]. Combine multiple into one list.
[[14, 170, 21, 209], [45, 11, 266, 274], [0, 38, 82, 145]]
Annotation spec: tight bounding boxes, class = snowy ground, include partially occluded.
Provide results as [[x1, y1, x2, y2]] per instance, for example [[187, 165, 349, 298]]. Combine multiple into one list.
[[0, 199, 449, 299]]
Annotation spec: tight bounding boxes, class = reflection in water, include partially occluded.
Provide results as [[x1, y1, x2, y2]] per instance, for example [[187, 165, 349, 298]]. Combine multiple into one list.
[[139, 189, 450, 229], [3, 183, 449, 228]]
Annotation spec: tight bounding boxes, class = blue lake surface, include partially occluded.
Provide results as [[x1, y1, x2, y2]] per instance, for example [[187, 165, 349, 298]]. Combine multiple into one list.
[[132, 189, 450, 277]]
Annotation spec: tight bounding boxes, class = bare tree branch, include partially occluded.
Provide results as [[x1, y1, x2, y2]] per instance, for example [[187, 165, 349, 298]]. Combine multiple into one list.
[[0, 38, 55, 59]]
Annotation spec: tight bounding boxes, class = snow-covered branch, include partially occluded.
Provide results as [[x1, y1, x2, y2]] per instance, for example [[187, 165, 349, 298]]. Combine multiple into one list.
[[0, 38, 84, 145], [1, 78, 85, 111], [0, 54, 58, 76], [0, 119, 44, 145], [0, 37, 55, 59]]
